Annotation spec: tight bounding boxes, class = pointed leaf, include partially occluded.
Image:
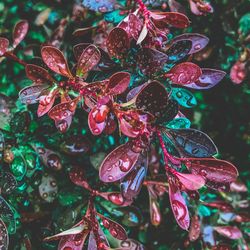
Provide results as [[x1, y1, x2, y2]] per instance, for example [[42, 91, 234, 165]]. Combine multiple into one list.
[[41, 46, 72, 78], [168, 177, 190, 230], [166, 118, 191, 129], [0, 172, 17, 194], [12, 20, 29, 48], [69, 166, 90, 190], [0, 219, 8, 250], [128, 14, 143, 40], [168, 128, 218, 157], [99, 192, 133, 207], [0, 38, 9, 56], [76, 45, 101, 78], [176, 172, 205, 190], [136, 24, 148, 44], [188, 215, 200, 242], [25, 64, 55, 84], [107, 28, 129, 60], [19, 84, 49, 104], [137, 48, 168, 76], [107, 72, 131, 95], [214, 226, 242, 240], [73, 43, 89, 61], [99, 142, 140, 183], [167, 62, 202, 85], [167, 40, 192, 62]]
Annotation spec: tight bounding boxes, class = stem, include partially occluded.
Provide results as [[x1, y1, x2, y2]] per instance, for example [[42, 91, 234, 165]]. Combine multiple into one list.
[[4, 51, 27, 66], [135, 0, 150, 24]]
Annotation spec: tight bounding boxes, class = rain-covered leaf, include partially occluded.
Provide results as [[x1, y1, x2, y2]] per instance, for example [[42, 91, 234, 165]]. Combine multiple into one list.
[[176, 172, 205, 190], [107, 72, 130, 96], [188, 215, 200, 242], [166, 118, 191, 129], [0, 219, 8, 250], [171, 87, 197, 108], [0, 172, 17, 194], [230, 61, 246, 84], [41, 46, 72, 78], [214, 226, 242, 240], [167, 128, 218, 157], [167, 40, 192, 62], [128, 14, 143, 40], [99, 192, 133, 206], [82, 0, 116, 13], [69, 166, 90, 190], [136, 24, 148, 44], [99, 142, 140, 182], [115, 238, 145, 250], [0, 38, 9, 56], [12, 20, 29, 48]]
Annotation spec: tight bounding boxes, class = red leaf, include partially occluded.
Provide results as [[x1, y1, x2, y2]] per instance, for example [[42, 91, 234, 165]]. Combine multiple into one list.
[[137, 48, 168, 76], [99, 142, 140, 183], [107, 27, 129, 59], [149, 198, 161, 226], [188, 215, 200, 241], [167, 62, 202, 85], [69, 166, 90, 190], [184, 158, 238, 191], [168, 0, 186, 14], [73, 43, 90, 61], [0, 37, 9, 56], [107, 72, 130, 96], [202, 201, 234, 212], [97, 213, 127, 240], [176, 172, 205, 190], [19, 84, 49, 104], [41, 46, 72, 78], [99, 192, 133, 206], [168, 177, 190, 230], [128, 14, 143, 40], [12, 20, 29, 48], [230, 61, 246, 84], [151, 12, 190, 29], [76, 44, 101, 78], [214, 226, 242, 240], [58, 232, 89, 250], [88, 105, 109, 135], [25, 64, 55, 84]]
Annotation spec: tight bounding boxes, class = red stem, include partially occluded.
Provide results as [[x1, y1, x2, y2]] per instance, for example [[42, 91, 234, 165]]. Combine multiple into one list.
[[135, 0, 150, 24], [4, 51, 27, 67]]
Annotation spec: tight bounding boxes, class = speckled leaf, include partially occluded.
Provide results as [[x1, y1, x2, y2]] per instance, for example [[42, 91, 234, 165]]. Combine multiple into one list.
[[0, 38, 9, 56], [107, 72, 130, 95], [99, 142, 140, 183], [0, 172, 17, 194], [12, 20, 29, 48], [137, 48, 168, 76], [0, 219, 8, 250], [99, 192, 133, 206], [167, 128, 218, 157], [167, 62, 202, 85], [214, 226, 242, 240], [115, 239, 145, 250], [176, 172, 205, 190], [25, 64, 55, 84], [171, 88, 197, 108], [189, 215, 200, 242], [69, 166, 90, 190], [167, 40, 192, 62], [107, 28, 129, 60], [76, 45, 101, 78], [128, 14, 143, 40], [82, 0, 116, 13], [41, 46, 72, 78]]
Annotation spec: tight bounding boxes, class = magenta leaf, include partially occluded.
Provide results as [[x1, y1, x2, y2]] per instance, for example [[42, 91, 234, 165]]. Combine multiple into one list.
[[0, 219, 9, 250], [126, 84, 146, 102], [107, 27, 129, 60], [167, 128, 218, 157], [168, 177, 190, 230], [188, 215, 201, 241], [87, 227, 109, 250], [202, 201, 233, 212], [137, 48, 168, 76], [168, 0, 186, 14], [148, 186, 162, 226], [184, 158, 238, 191], [186, 68, 226, 89], [176, 172, 205, 190], [0, 37, 9, 56], [173, 33, 209, 54], [82, 0, 116, 13], [76, 45, 101, 78], [167, 40, 192, 62], [12, 20, 29, 48], [41, 46, 72, 78], [167, 62, 202, 85], [214, 226, 242, 240], [97, 213, 127, 240], [0, 172, 17, 194], [99, 192, 133, 206], [107, 72, 131, 96], [230, 61, 246, 84], [69, 165, 90, 190], [115, 239, 145, 250], [25, 64, 55, 84], [99, 142, 140, 183], [19, 84, 49, 104], [128, 14, 143, 40]]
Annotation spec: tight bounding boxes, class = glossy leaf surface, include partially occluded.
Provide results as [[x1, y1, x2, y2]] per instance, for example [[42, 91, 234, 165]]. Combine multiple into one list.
[[167, 40, 192, 62], [107, 72, 130, 95], [171, 87, 197, 108], [188, 215, 200, 242], [214, 226, 242, 240], [69, 165, 90, 190], [0, 38, 9, 56], [12, 20, 29, 48], [176, 172, 205, 190]]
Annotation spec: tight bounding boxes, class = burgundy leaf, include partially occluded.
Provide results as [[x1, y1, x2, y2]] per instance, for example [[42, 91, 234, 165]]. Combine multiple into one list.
[[0, 37, 9, 56], [25, 64, 55, 84], [69, 166, 90, 190], [76, 45, 101, 78], [168, 0, 186, 14], [168, 177, 190, 230], [99, 192, 131, 206], [98, 213, 127, 240], [137, 24, 148, 44], [188, 215, 200, 241], [55, 115, 73, 133], [184, 158, 238, 190], [137, 48, 168, 76], [99, 142, 140, 183], [12, 20, 29, 48], [41, 46, 72, 78], [202, 201, 233, 212], [173, 33, 209, 54], [186, 68, 226, 89], [128, 14, 143, 40], [126, 84, 146, 102], [19, 84, 49, 104], [82, 0, 116, 13], [167, 128, 218, 157], [115, 239, 145, 250], [148, 186, 162, 226], [73, 43, 89, 61], [107, 72, 130, 95], [230, 61, 246, 84], [167, 40, 192, 62], [88, 105, 109, 135], [87, 227, 110, 250], [0, 219, 8, 250], [107, 28, 129, 59], [167, 62, 202, 85], [214, 226, 242, 240], [176, 172, 205, 190]]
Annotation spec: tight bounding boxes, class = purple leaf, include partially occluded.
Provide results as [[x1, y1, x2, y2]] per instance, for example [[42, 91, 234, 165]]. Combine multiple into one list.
[[115, 239, 145, 250], [99, 142, 140, 183], [82, 0, 116, 13], [0, 37, 9, 56], [128, 14, 143, 40], [69, 165, 91, 190], [214, 226, 242, 240], [167, 40, 192, 62], [188, 215, 201, 241], [99, 192, 133, 206], [12, 20, 29, 48], [176, 172, 205, 190]]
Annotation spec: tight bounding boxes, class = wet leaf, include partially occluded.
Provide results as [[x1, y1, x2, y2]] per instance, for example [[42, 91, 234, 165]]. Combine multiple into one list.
[[82, 0, 116, 13], [166, 118, 191, 129], [188, 215, 200, 242], [99, 192, 133, 206], [107, 72, 130, 95], [176, 172, 205, 190], [214, 226, 242, 240], [76, 45, 101, 78], [0, 219, 8, 250], [69, 166, 90, 190], [136, 24, 148, 44], [168, 177, 190, 230], [230, 61, 246, 84], [148, 186, 162, 226], [87, 227, 109, 250], [168, 0, 186, 14], [202, 201, 233, 212], [167, 40, 192, 62], [115, 238, 145, 250], [0, 172, 17, 194], [128, 14, 143, 40], [12, 20, 29, 48], [137, 48, 168, 76], [167, 62, 202, 85], [99, 142, 140, 183], [107, 28, 129, 60], [0, 38, 9, 56], [171, 87, 197, 108], [25, 64, 55, 84], [41, 46, 72, 78]]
